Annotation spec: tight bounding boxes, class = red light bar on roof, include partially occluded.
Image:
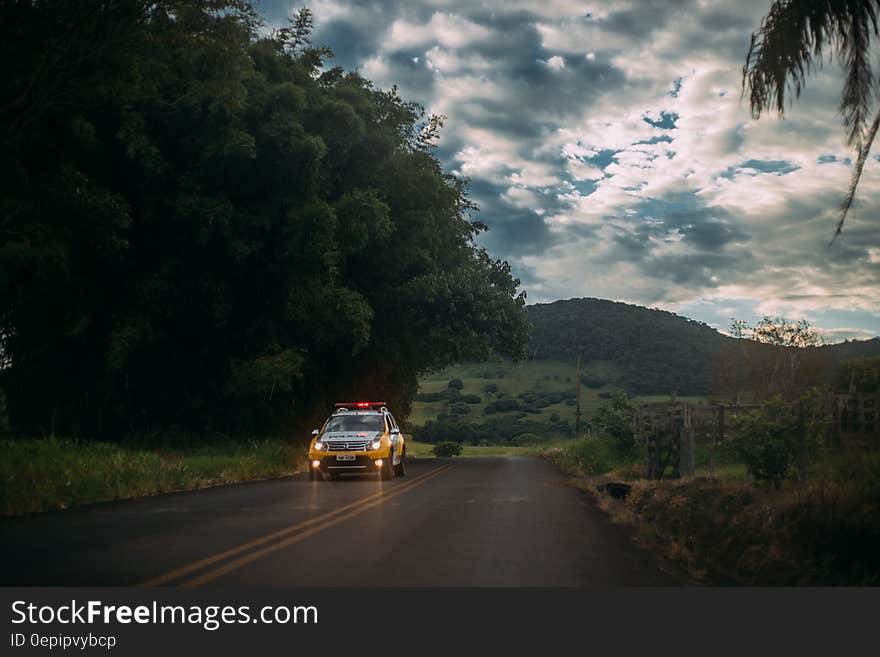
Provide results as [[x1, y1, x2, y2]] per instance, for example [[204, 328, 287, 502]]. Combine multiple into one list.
[[334, 401, 387, 410]]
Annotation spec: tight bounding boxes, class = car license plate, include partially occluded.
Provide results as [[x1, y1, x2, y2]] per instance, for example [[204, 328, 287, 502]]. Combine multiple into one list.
[[336, 454, 356, 462]]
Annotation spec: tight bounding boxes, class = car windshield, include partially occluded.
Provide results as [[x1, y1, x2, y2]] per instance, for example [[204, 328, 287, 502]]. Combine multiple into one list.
[[324, 414, 385, 433]]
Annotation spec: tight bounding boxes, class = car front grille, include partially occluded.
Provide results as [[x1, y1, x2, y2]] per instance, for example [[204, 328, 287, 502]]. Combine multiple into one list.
[[325, 440, 369, 451]]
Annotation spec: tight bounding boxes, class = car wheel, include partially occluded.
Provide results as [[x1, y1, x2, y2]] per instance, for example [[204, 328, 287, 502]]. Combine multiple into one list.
[[329, 472, 340, 480], [394, 449, 406, 477], [309, 468, 316, 481], [380, 453, 395, 481]]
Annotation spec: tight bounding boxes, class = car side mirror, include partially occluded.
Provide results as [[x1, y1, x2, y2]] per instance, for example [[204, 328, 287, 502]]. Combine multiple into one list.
[[390, 428, 400, 435], [311, 429, 319, 436]]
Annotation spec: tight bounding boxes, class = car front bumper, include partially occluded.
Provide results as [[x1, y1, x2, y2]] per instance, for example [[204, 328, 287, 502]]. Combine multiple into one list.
[[310, 452, 389, 474]]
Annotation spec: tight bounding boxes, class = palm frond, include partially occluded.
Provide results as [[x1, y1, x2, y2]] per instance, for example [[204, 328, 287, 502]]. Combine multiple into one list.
[[743, 0, 831, 118], [838, 1, 879, 150], [745, 0, 880, 237], [744, 0, 880, 142], [831, 106, 880, 243]]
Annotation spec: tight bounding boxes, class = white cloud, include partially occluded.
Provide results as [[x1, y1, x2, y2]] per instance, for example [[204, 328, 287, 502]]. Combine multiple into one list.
[[543, 55, 566, 70], [298, 0, 880, 339], [387, 12, 492, 51]]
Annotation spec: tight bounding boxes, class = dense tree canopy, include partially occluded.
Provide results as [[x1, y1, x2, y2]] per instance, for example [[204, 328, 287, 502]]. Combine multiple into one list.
[[0, 1, 528, 438]]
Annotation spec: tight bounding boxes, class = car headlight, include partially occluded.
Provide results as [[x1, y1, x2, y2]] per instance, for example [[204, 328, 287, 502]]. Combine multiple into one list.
[[314, 441, 324, 452], [371, 439, 382, 450]]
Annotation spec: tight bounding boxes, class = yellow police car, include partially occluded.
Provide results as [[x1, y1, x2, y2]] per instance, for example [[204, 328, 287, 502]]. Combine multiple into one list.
[[308, 402, 406, 481]]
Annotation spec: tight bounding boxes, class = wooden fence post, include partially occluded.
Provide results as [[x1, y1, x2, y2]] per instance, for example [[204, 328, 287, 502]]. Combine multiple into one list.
[[797, 401, 806, 483], [680, 426, 695, 477], [715, 404, 725, 475]]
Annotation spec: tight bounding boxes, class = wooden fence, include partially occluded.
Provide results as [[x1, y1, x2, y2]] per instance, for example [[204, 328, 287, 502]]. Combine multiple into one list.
[[635, 400, 759, 479], [634, 393, 880, 480], [833, 394, 879, 449]]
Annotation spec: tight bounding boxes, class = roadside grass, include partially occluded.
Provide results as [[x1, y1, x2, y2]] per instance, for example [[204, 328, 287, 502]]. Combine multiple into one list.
[[620, 475, 880, 585], [536, 435, 639, 476], [542, 436, 880, 585], [0, 437, 307, 516]]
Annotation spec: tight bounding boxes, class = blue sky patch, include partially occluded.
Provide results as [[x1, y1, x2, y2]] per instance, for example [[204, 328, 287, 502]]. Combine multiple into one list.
[[584, 148, 620, 171], [721, 159, 800, 179], [818, 154, 852, 165], [635, 135, 674, 145], [642, 111, 679, 129], [569, 179, 599, 196]]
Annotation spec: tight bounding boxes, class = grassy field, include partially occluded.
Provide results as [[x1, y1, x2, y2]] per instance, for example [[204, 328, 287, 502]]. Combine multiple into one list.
[[0, 437, 307, 516], [411, 359, 708, 430], [406, 438, 573, 458]]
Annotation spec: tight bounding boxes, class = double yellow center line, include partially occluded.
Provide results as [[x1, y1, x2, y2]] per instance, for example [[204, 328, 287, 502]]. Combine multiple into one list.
[[139, 463, 454, 587]]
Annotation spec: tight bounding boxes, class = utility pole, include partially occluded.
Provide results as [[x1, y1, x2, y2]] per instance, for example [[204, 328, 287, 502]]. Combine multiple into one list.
[[575, 355, 582, 438]]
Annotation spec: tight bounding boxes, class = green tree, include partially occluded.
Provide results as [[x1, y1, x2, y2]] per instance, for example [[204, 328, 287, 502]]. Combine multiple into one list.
[[0, 1, 527, 440], [728, 317, 826, 400], [744, 0, 880, 239], [839, 355, 880, 392], [730, 317, 822, 348]]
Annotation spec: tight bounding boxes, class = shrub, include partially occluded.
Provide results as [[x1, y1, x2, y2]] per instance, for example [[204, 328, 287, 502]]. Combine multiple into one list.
[[483, 383, 499, 394], [433, 441, 462, 457], [510, 432, 543, 446], [568, 436, 618, 475], [581, 373, 609, 388], [729, 397, 801, 489], [484, 399, 520, 414], [449, 403, 470, 415], [460, 394, 482, 404], [447, 378, 464, 390], [829, 451, 880, 494], [592, 391, 636, 454], [443, 387, 461, 401]]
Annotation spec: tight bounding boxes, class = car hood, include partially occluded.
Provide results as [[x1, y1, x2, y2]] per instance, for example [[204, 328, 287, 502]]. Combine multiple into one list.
[[321, 431, 382, 441]]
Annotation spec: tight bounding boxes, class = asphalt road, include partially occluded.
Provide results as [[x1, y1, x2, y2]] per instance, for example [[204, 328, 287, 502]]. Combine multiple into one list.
[[0, 457, 683, 586]]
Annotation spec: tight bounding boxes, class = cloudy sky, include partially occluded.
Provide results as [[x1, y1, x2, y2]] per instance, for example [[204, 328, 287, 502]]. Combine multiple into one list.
[[261, 0, 879, 341]]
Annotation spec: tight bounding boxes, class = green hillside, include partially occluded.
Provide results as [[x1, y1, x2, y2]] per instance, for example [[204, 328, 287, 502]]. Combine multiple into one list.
[[408, 298, 880, 443], [408, 359, 705, 443]]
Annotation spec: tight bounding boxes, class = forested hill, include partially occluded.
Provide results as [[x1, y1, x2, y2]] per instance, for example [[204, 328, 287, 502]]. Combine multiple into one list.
[[526, 298, 730, 394], [526, 298, 880, 395]]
